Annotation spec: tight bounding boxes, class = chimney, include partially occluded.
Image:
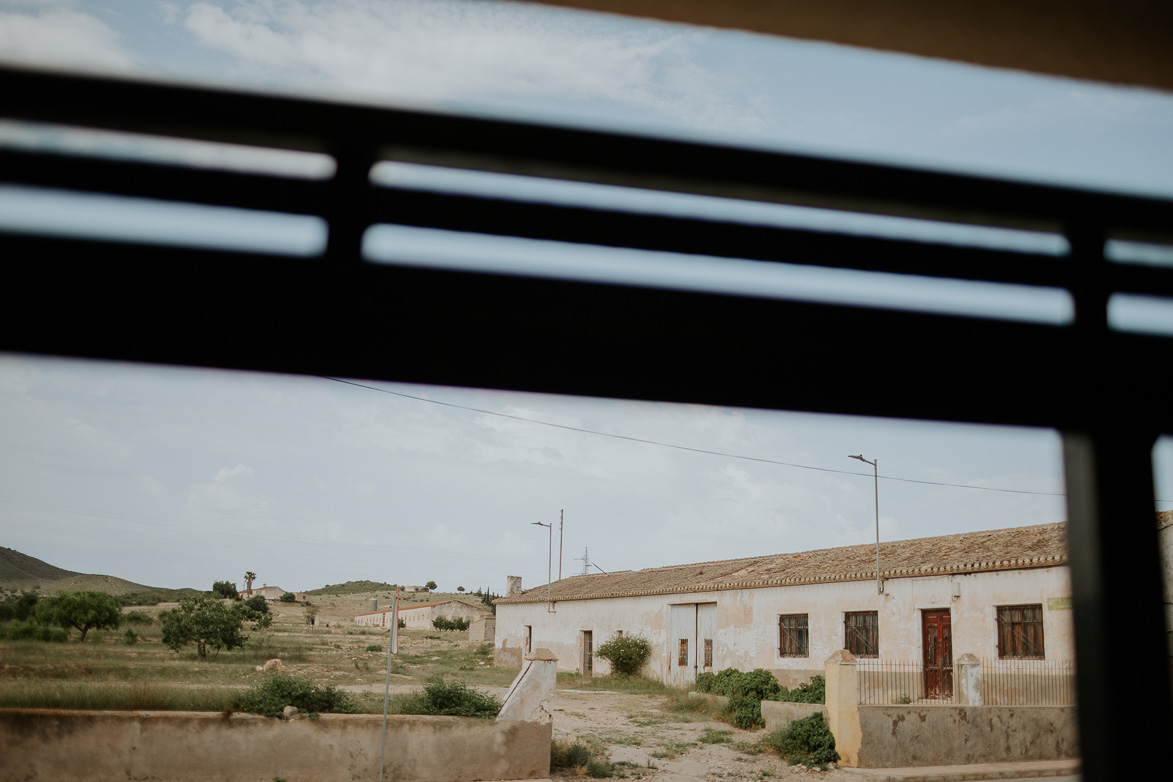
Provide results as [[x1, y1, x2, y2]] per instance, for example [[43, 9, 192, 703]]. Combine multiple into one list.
[[506, 575, 522, 596]]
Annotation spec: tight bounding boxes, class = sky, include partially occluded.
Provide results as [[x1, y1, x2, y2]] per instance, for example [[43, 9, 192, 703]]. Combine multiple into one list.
[[1, 1, 1171, 594]]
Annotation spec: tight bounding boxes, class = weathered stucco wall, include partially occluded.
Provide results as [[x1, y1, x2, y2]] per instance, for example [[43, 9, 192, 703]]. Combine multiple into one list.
[[0, 709, 551, 782], [760, 700, 826, 732], [496, 567, 1074, 684], [854, 705, 1078, 768]]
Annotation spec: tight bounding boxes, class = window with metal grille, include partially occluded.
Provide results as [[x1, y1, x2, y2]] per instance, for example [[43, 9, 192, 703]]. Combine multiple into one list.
[[845, 611, 879, 657], [779, 614, 809, 657], [678, 638, 689, 666], [703, 638, 713, 668], [997, 604, 1045, 658]]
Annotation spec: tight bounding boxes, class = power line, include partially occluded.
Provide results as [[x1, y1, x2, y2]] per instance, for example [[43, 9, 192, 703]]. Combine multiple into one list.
[[321, 376, 1073, 499]]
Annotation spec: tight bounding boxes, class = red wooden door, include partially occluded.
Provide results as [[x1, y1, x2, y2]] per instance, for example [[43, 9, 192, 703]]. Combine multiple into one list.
[[922, 609, 953, 699]]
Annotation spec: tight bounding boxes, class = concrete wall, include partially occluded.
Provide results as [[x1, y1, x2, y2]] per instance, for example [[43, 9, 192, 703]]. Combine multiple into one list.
[[496, 567, 1074, 684], [761, 700, 826, 732], [357, 601, 489, 629], [0, 709, 551, 782], [855, 705, 1078, 767]]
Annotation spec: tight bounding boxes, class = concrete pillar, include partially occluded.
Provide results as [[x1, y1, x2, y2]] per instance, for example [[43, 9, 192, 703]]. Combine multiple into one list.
[[824, 649, 861, 767], [955, 653, 982, 706], [497, 648, 558, 724], [506, 576, 523, 596]]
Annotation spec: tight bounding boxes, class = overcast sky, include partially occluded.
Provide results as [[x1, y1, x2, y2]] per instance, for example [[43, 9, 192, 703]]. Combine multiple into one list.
[[1, 1, 1171, 593]]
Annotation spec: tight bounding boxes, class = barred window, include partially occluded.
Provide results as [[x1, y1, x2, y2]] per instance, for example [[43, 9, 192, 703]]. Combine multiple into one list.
[[997, 604, 1045, 658], [703, 638, 713, 668], [678, 638, 689, 666], [779, 614, 809, 657], [845, 611, 879, 657]]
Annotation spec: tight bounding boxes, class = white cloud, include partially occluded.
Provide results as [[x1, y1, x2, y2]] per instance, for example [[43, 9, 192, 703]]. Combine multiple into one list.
[[179, 0, 763, 135], [0, 9, 135, 71]]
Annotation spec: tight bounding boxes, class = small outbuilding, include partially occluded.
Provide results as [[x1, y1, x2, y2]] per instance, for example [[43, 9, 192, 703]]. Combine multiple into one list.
[[355, 599, 489, 629]]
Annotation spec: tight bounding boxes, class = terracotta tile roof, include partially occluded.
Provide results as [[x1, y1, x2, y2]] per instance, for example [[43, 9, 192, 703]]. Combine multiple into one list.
[[496, 522, 1068, 605]]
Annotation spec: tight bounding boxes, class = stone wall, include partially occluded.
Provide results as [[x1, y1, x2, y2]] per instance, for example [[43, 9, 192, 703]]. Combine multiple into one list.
[[0, 709, 551, 782]]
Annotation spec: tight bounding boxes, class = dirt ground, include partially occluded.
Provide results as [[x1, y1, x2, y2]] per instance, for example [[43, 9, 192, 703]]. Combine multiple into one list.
[[343, 681, 856, 781]]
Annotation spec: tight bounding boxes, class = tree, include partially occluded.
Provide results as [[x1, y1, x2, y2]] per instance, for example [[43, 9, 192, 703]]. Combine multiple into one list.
[[160, 595, 263, 659], [36, 590, 122, 642], [244, 571, 257, 596], [243, 595, 269, 614], [457, 586, 465, 592], [425, 580, 437, 591], [304, 604, 320, 631], [211, 580, 238, 600]]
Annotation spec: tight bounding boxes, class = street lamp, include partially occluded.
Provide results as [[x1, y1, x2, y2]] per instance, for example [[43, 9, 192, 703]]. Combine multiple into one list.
[[532, 521, 554, 612], [849, 454, 883, 595]]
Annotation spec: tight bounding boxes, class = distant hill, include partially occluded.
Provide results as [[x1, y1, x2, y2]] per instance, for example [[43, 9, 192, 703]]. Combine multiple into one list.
[[306, 580, 399, 597], [0, 547, 201, 603], [0, 546, 80, 584]]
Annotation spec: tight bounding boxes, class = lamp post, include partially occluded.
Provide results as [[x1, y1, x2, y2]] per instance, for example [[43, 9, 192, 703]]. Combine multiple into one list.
[[532, 521, 554, 612], [849, 454, 883, 595]]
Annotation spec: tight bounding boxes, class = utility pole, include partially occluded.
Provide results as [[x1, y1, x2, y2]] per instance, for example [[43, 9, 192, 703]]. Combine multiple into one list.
[[558, 508, 564, 581], [849, 454, 883, 594]]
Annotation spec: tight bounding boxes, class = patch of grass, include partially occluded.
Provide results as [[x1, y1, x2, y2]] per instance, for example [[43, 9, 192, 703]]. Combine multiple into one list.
[[662, 690, 721, 718], [551, 737, 618, 778], [364, 644, 383, 652], [733, 741, 764, 756], [0, 680, 236, 711], [557, 673, 673, 694], [650, 740, 696, 759], [699, 728, 733, 744]]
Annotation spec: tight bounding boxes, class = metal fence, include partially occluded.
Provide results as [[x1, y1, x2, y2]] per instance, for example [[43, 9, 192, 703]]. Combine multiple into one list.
[[980, 657, 1076, 707], [857, 658, 1076, 706]]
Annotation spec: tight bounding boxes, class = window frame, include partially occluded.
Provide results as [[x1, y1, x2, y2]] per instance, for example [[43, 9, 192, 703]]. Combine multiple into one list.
[[844, 610, 879, 658], [778, 613, 809, 658], [996, 603, 1045, 659]]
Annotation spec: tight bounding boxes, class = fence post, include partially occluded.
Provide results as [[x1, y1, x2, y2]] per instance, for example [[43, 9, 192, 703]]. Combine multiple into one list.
[[955, 653, 982, 706], [824, 650, 861, 767]]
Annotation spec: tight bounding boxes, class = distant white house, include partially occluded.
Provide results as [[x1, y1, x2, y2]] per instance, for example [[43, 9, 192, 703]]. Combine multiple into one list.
[[495, 523, 1075, 689], [354, 599, 489, 629], [238, 584, 304, 602]]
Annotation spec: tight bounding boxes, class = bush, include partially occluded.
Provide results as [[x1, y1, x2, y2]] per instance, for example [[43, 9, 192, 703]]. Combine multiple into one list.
[[398, 618, 405, 629], [233, 673, 359, 718], [761, 713, 838, 767], [594, 633, 652, 677], [397, 677, 500, 718], [243, 595, 269, 615], [123, 629, 139, 645], [279, 592, 296, 602], [365, 644, 382, 652], [0, 621, 69, 642], [432, 616, 470, 632], [696, 667, 781, 701], [550, 738, 616, 778], [774, 675, 825, 704], [211, 581, 238, 600]]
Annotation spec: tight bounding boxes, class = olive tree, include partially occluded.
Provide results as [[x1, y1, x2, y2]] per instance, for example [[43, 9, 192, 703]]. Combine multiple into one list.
[[36, 590, 122, 642], [160, 595, 266, 659]]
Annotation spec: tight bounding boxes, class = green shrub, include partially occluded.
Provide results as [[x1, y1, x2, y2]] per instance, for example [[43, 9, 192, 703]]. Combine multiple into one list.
[[696, 667, 781, 701], [243, 595, 269, 615], [123, 629, 139, 645], [431, 616, 470, 632], [550, 738, 615, 777], [233, 674, 359, 718], [594, 633, 652, 677], [365, 644, 382, 652], [761, 714, 839, 767], [211, 581, 238, 600], [279, 592, 296, 602], [774, 675, 825, 704], [397, 677, 500, 718], [0, 622, 69, 642], [725, 693, 765, 729]]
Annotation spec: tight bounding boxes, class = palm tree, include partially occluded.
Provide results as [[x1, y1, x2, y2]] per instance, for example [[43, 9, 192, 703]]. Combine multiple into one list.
[[244, 571, 256, 597]]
